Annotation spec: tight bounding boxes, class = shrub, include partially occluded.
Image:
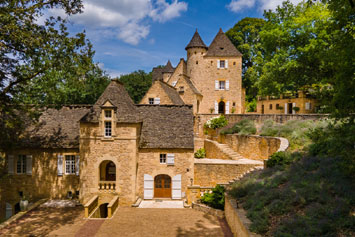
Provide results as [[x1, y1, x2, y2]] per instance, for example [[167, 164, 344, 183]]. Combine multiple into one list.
[[220, 119, 256, 135], [204, 115, 228, 129], [194, 148, 206, 158], [200, 184, 225, 210], [246, 99, 257, 112], [266, 151, 293, 168]]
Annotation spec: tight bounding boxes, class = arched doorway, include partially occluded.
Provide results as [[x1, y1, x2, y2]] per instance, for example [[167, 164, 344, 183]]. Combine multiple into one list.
[[218, 101, 225, 114], [99, 203, 108, 218], [99, 161, 116, 181], [154, 175, 171, 198]]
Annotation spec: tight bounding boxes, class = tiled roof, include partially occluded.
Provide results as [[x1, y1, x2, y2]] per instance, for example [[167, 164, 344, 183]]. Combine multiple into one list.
[[185, 29, 208, 50], [137, 105, 194, 149], [205, 28, 242, 57], [158, 81, 185, 105], [152, 61, 175, 81], [182, 76, 202, 96]]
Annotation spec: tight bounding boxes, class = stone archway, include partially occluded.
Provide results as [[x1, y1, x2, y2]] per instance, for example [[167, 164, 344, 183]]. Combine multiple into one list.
[[218, 101, 225, 114], [98, 160, 116, 191]]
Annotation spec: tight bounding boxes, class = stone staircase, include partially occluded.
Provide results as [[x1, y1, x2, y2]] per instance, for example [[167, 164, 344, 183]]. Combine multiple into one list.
[[206, 139, 244, 160], [228, 165, 264, 185]]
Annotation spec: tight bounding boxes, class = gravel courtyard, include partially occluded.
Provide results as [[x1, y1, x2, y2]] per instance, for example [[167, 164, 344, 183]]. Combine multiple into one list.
[[0, 206, 232, 237]]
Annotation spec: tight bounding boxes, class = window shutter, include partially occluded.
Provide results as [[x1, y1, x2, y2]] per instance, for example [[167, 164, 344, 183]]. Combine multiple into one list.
[[226, 80, 229, 90], [57, 155, 63, 176], [225, 60, 228, 68], [172, 174, 182, 199], [217, 60, 220, 68], [154, 97, 160, 105], [76, 155, 80, 176], [143, 174, 154, 199], [305, 102, 310, 110], [292, 102, 296, 114], [284, 103, 288, 114], [226, 101, 230, 114], [26, 155, 32, 175], [5, 203, 12, 220], [167, 153, 175, 165], [214, 101, 218, 114], [215, 80, 219, 90], [8, 155, 14, 174]]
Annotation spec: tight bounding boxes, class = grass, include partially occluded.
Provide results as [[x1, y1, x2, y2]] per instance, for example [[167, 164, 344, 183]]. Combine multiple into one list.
[[229, 155, 355, 236]]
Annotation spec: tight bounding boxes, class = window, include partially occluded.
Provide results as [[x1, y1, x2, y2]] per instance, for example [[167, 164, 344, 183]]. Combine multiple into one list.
[[160, 154, 166, 164], [276, 104, 280, 109], [233, 62, 236, 65], [104, 110, 112, 118], [305, 102, 312, 110], [269, 104, 273, 110], [65, 155, 76, 174], [219, 60, 225, 68], [16, 155, 26, 174], [179, 86, 184, 92], [148, 98, 154, 105], [219, 81, 225, 90], [196, 61, 198, 64], [105, 121, 112, 137]]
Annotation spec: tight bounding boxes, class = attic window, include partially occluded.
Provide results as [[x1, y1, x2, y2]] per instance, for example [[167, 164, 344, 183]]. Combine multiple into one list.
[[220, 47, 224, 50], [149, 98, 154, 105], [104, 110, 112, 118]]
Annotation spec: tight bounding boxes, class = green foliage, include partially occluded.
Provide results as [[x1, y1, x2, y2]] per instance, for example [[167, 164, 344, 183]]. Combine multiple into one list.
[[204, 116, 228, 129], [266, 151, 301, 168], [246, 99, 257, 112], [226, 18, 265, 100], [200, 185, 225, 210], [194, 148, 206, 159], [229, 155, 355, 235], [260, 119, 328, 150], [220, 119, 256, 135], [118, 70, 152, 103]]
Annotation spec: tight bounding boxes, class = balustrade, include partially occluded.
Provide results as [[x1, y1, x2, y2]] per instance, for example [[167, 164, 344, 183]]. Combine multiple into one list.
[[98, 181, 116, 191]]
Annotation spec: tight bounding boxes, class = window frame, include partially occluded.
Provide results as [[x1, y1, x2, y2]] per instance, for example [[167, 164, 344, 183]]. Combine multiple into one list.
[[219, 80, 225, 90], [160, 154, 167, 164], [16, 155, 26, 174], [104, 110, 112, 119], [104, 121, 112, 137], [65, 155, 76, 175], [148, 98, 154, 105], [219, 60, 225, 68]]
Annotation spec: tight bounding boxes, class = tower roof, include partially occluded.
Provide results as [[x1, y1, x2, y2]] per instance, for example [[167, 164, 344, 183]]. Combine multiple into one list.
[[185, 29, 208, 50], [163, 60, 175, 73], [205, 28, 242, 57]]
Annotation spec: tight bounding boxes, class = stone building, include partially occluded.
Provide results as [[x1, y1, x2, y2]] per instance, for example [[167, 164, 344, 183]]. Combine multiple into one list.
[[256, 91, 318, 114], [1, 80, 194, 220], [141, 29, 244, 115]]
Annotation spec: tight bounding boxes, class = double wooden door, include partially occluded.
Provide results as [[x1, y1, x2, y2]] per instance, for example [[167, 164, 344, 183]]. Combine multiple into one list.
[[154, 175, 171, 198]]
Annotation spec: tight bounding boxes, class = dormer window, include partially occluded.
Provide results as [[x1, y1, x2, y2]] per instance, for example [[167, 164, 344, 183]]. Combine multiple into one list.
[[105, 110, 112, 118]]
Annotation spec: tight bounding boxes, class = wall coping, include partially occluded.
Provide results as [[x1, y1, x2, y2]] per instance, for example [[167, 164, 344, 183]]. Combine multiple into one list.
[[194, 158, 263, 165], [192, 202, 225, 219]]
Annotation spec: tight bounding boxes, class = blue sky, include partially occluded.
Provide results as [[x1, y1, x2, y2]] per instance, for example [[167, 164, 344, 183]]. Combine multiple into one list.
[[53, 0, 302, 77]]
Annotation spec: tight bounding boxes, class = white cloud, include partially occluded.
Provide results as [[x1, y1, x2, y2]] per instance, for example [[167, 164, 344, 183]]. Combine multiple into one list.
[[150, 0, 188, 22], [49, 0, 187, 45], [227, 0, 303, 12]]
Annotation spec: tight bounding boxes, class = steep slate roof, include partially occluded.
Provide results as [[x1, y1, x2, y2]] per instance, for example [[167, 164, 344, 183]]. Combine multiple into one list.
[[185, 29, 208, 50], [137, 105, 194, 149], [81, 80, 141, 123], [205, 28, 242, 57], [23, 106, 90, 148], [181, 76, 202, 96], [152, 61, 176, 81], [158, 81, 185, 105]]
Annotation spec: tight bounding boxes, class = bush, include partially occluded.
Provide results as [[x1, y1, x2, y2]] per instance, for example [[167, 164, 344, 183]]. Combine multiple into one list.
[[200, 184, 225, 210], [204, 115, 228, 129], [194, 148, 206, 158], [266, 151, 293, 168], [220, 119, 256, 135]]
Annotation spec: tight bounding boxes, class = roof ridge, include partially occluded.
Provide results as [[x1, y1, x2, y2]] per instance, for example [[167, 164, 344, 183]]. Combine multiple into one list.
[[205, 28, 242, 57]]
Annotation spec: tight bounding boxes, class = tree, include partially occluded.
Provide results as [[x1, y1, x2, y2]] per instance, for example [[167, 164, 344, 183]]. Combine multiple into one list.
[[226, 18, 265, 100], [0, 0, 110, 150], [118, 70, 152, 103]]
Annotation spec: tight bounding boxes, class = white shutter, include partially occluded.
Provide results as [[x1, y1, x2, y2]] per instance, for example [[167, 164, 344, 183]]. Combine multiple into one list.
[[172, 81, 177, 87], [305, 102, 310, 110], [154, 97, 160, 105], [172, 174, 182, 199], [215, 80, 219, 90], [225, 60, 229, 68], [144, 174, 154, 199], [284, 103, 288, 114], [8, 155, 14, 174], [26, 155, 32, 175], [226, 80, 229, 90], [214, 101, 218, 114], [167, 153, 175, 165], [217, 60, 220, 69], [5, 203, 12, 219], [226, 101, 230, 114], [292, 102, 296, 114], [57, 155, 63, 176], [76, 155, 80, 176]]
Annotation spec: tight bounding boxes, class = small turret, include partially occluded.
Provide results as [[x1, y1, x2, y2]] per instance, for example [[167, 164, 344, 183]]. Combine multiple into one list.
[[185, 29, 208, 50]]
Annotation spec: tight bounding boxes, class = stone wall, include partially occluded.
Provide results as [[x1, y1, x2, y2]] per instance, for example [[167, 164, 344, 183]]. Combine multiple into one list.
[[139, 81, 174, 105], [137, 148, 194, 199], [194, 159, 262, 187], [256, 96, 317, 114], [219, 134, 281, 160], [192, 202, 224, 219], [0, 148, 80, 222], [225, 194, 260, 237], [204, 140, 230, 160]]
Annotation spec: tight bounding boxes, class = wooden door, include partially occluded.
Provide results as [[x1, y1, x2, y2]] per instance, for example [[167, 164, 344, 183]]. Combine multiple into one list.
[[154, 175, 171, 198]]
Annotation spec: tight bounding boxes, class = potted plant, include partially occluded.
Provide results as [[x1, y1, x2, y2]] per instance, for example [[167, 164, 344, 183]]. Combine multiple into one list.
[[293, 106, 300, 113], [20, 195, 29, 211]]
